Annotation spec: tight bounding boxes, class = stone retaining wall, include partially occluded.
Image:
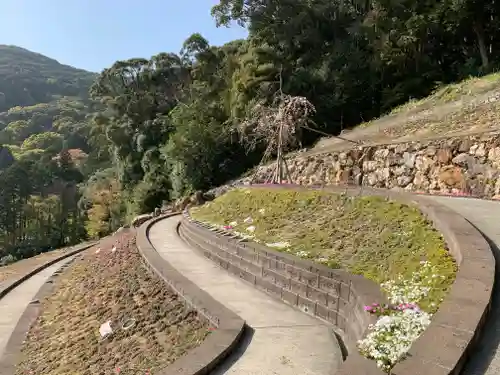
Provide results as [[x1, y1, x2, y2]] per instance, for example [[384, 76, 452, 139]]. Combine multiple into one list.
[[179, 213, 390, 375], [238, 132, 500, 199], [183, 185, 495, 375], [179, 214, 385, 349], [136, 214, 246, 375]]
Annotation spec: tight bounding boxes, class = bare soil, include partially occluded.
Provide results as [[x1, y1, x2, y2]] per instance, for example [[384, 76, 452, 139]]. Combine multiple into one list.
[[15, 230, 211, 375], [0, 249, 69, 284]]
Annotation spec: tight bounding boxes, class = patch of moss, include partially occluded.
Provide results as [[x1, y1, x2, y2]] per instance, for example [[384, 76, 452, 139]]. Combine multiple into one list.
[[190, 187, 457, 312]]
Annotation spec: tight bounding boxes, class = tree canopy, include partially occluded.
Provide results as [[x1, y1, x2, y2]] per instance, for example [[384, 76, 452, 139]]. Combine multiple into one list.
[[2, 0, 500, 260], [0, 45, 96, 112], [0, 46, 101, 262]]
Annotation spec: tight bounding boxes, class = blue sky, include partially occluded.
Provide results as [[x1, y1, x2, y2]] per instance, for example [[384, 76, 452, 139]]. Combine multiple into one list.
[[0, 0, 247, 73]]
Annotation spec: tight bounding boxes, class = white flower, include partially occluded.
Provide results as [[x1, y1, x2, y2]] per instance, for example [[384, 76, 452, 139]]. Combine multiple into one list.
[[246, 226, 256, 233], [258, 208, 266, 215], [296, 250, 310, 258], [380, 261, 439, 305], [266, 241, 291, 249], [358, 309, 431, 371], [244, 216, 254, 224], [229, 221, 238, 226], [359, 261, 443, 371], [234, 231, 254, 240]]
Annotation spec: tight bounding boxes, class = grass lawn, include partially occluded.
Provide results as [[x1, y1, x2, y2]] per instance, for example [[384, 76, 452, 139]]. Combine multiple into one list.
[[190, 187, 457, 312], [15, 230, 210, 375]]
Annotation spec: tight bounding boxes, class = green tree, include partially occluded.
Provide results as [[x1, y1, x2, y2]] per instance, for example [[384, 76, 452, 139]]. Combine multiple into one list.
[[22, 132, 64, 153]]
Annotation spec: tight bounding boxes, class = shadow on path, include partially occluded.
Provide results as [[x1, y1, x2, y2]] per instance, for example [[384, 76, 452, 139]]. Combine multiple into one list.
[[211, 325, 255, 375], [460, 226, 500, 375], [427, 196, 500, 375]]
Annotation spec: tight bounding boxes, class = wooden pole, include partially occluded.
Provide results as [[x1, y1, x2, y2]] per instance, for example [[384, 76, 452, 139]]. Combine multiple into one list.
[[283, 155, 292, 184], [276, 123, 284, 184]]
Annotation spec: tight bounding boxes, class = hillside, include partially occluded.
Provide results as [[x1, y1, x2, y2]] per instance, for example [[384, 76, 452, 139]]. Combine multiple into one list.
[[0, 46, 98, 158], [1, 0, 500, 265], [0, 46, 106, 170], [0, 46, 105, 264], [311, 73, 500, 154], [0, 45, 96, 112], [65, 0, 500, 241]]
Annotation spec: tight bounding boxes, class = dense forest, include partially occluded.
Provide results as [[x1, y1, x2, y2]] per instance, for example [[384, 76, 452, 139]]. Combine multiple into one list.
[[0, 46, 104, 263], [1, 0, 499, 263]]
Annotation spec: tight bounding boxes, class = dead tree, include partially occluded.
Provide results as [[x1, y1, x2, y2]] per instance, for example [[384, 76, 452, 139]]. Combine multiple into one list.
[[236, 94, 316, 184]]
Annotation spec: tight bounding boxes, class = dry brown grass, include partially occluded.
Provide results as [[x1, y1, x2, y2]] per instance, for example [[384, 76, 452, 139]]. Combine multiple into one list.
[[0, 249, 68, 284], [380, 95, 500, 140], [15, 231, 211, 375], [309, 72, 500, 153]]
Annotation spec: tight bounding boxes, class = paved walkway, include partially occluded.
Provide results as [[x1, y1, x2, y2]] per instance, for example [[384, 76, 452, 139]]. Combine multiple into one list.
[[149, 215, 343, 375], [0, 258, 72, 359], [426, 196, 500, 375]]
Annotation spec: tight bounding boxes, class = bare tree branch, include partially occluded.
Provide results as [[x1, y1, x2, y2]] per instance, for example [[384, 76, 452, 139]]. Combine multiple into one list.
[[236, 93, 316, 184]]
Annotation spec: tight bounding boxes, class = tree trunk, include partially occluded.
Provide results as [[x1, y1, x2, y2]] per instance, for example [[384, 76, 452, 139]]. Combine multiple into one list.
[[473, 22, 489, 69]]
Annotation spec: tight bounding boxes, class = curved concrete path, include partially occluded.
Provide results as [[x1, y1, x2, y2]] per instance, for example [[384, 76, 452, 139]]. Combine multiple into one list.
[[426, 196, 500, 375], [149, 215, 343, 375], [0, 258, 73, 358]]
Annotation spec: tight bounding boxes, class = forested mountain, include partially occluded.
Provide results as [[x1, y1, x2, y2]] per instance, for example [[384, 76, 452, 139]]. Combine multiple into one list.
[[0, 46, 103, 263], [0, 45, 96, 112], [2, 0, 500, 263]]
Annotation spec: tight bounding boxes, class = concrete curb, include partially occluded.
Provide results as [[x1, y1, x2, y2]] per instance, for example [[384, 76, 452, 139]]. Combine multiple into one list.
[[0, 241, 96, 300], [0, 255, 82, 374], [196, 184, 495, 375], [136, 213, 246, 375]]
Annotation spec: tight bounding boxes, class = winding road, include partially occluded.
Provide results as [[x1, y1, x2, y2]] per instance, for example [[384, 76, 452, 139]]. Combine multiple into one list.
[[148, 195, 500, 375]]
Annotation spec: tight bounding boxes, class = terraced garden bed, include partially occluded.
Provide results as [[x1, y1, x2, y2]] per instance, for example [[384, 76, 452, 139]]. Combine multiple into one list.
[[0, 248, 71, 284], [190, 186, 457, 371], [15, 230, 211, 375]]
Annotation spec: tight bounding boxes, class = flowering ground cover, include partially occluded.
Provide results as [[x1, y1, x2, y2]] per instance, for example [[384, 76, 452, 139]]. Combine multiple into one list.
[[15, 230, 210, 375], [190, 187, 457, 371], [357, 262, 438, 371]]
